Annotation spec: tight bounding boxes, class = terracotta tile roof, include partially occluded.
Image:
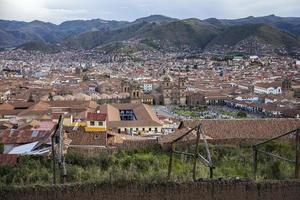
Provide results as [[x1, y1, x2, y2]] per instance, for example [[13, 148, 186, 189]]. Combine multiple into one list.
[[0, 154, 18, 166], [48, 100, 98, 109], [159, 127, 194, 144], [30, 101, 51, 110], [64, 126, 106, 146], [182, 119, 300, 140], [0, 129, 53, 144], [87, 113, 107, 121], [159, 127, 212, 145], [17, 109, 50, 118], [0, 103, 15, 110], [99, 103, 162, 129], [16, 100, 98, 118], [0, 102, 35, 110], [10, 101, 35, 109], [255, 81, 282, 89], [0, 109, 24, 116], [31, 121, 56, 131]]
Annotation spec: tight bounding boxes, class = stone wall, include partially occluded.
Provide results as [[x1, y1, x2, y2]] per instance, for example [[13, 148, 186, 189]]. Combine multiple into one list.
[[1, 180, 300, 200]]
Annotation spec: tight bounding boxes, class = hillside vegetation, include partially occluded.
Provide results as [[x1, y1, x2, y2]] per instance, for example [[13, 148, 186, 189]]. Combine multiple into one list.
[[207, 24, 300, 50], [1, 15, 300, 55], [0, 142, 295, 186]]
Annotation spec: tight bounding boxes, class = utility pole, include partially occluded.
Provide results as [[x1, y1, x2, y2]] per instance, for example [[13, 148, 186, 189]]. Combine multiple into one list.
[[57, 115, 67, 184], [51, 115, 67, 184]]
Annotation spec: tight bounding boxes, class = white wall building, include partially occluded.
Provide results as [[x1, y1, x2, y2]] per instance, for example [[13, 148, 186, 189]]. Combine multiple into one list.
[[143, 83, 153, 93], [254, 82, 282, 95]]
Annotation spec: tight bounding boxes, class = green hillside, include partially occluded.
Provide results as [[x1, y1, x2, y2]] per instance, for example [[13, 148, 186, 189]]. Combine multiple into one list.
[[207, 24, 300, 52]]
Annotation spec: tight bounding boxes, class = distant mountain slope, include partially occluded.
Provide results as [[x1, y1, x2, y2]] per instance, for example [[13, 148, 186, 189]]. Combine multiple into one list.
[[63, 22, 149, 49], [135, 18, 221, 49], [220, 15, 300, 26], [203, 18, 227, 27], [64, 18, 221, 51], [0, 19, 130, 48], [2, 14, 300, 55], [58, 19, 129, 35], [131, 15, 178, 24], [205, 15, 300, 36], [0, 15, 178, 48], [96, 41, 156, 54], [206, 24, 300, 54], [17, 41, 61, 53], [0, 20, 63, 47]]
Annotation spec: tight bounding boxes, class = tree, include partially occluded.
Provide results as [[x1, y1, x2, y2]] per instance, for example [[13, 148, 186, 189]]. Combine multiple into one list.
[[48, 92, 54, 101], [83, 74, 89, 81], [27, 93, 34, 102], [237, 111, 247, 118]]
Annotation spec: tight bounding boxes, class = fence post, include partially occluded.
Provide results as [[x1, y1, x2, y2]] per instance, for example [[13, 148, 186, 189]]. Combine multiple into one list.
[[209, 167, 213, 179], [168, 144, 174, 179], [192, 125, 201, 181], [253, 146, 257, 180], [51, 135, 56, 185]]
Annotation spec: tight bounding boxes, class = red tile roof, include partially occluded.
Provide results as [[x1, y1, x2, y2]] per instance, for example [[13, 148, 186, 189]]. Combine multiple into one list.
[[87, 113, 107, 121], [182, 119, 300, 140], [64, 126, 107, 146], [0, 129, 53, 144]]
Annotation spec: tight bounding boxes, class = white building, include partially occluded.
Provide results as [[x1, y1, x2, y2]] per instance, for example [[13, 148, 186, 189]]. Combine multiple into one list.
[[0, 90, 11, 101], [254, 82, 282, 95], [143, 83, 153, 93]]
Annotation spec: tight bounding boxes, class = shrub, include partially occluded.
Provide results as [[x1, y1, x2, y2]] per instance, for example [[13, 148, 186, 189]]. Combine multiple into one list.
[[237, 111, 247, 118]]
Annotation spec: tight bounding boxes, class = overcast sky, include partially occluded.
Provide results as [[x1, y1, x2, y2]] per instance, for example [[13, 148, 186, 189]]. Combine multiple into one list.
[[0, 0, 299, 24]]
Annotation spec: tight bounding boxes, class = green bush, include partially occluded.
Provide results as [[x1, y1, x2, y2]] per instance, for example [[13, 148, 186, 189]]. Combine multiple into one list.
[[237, 111, 247, 118]]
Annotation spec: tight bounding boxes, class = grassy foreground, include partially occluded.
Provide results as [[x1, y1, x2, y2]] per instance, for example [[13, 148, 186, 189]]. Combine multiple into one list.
[[0, 142, 296, 186]]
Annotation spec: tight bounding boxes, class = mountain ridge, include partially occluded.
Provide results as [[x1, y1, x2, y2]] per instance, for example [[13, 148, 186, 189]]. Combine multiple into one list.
[[1, 14, 300, 55]]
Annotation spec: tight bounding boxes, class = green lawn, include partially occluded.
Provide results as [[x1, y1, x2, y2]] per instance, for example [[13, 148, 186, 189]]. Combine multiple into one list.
[[172, 106, 207, 119]]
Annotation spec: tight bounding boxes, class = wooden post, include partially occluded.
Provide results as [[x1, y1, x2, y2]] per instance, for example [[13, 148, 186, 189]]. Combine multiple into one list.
[[209, 167, 213, 179], [56, 115, 67, 184], [60, 156, 67, 184], [253, 146, 257, 180], [51, 135, 56, 185], [200, 125, 213, 179], [295, 129, 300, 179], [168, 144, 174, 179], [193, 125, 201, 181]]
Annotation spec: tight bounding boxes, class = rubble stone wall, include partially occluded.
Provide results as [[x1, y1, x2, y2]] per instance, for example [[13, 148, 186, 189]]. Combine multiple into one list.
[[1, 180, 300, 200]]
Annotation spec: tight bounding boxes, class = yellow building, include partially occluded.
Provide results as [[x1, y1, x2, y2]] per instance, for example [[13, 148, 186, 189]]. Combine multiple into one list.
[[63, 113, 86, 127], [84, 112, 107, 132]]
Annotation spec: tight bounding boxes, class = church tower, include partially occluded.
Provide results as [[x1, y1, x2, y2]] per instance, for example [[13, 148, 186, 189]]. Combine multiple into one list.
[[179, 77, 187, 105], [162, 74, 173, 105], [121, 80, 131, 93]]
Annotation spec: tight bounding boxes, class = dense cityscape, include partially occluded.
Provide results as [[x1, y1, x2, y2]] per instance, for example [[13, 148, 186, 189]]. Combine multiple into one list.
[[0, 0, 300, 199]]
